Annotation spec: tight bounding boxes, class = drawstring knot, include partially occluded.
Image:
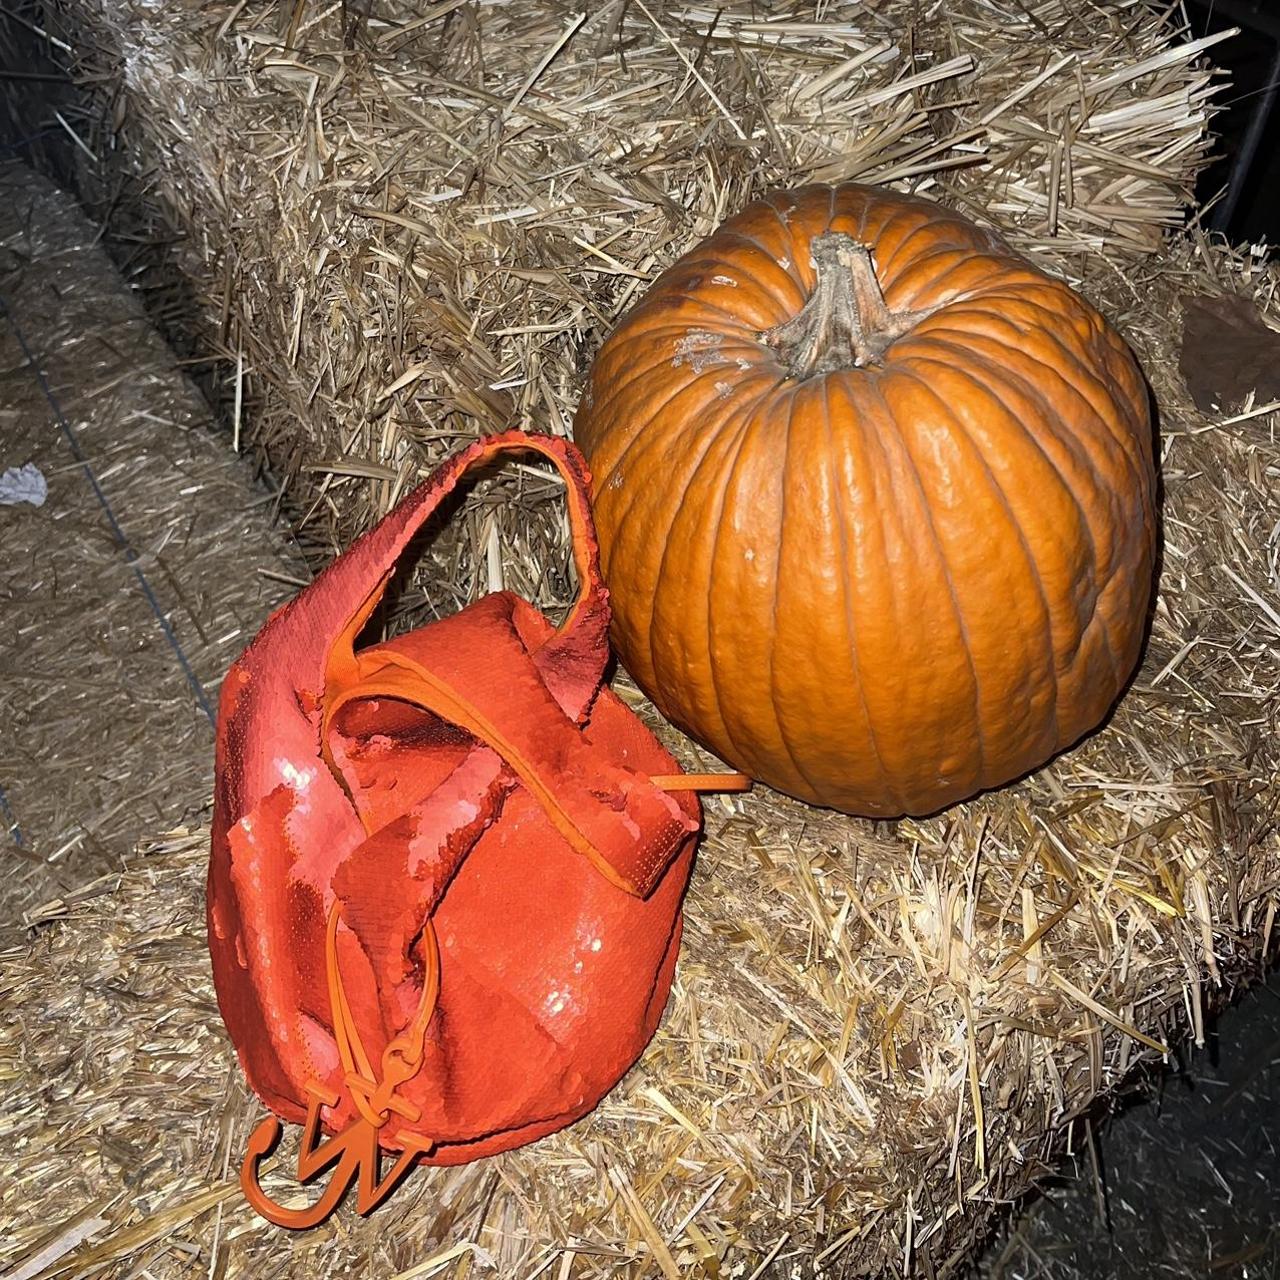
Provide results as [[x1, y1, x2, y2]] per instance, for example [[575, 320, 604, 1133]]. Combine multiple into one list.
[[239, 900, 439, 1229]]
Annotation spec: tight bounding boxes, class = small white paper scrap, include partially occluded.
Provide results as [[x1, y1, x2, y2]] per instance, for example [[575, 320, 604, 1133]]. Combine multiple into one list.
[[0, 462, 48, 507]]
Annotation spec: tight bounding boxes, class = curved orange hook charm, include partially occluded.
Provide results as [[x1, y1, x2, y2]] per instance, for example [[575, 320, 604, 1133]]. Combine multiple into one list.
[[240, 903, 439, 1229], [240, 1092, 431, 1229]]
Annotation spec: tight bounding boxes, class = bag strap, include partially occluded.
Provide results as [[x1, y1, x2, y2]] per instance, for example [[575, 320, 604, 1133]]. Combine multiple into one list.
[[322, 432, 610, 728]]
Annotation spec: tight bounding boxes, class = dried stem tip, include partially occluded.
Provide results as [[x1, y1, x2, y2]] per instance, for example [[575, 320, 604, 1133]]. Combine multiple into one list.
[[764, 232, 934, 379]]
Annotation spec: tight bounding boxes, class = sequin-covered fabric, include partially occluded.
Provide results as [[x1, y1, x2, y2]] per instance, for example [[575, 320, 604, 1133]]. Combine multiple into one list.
[[208, 432, 701, 1165]]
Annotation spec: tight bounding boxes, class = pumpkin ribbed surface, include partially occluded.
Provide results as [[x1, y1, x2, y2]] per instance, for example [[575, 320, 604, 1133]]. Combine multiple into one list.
[[573, 183, 1157, 817]]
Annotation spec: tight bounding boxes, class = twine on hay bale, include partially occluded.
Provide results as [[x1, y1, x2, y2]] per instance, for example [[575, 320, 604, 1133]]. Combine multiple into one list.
[[3, 232, 1279, 1280], [2, 2, 1280, 1277]]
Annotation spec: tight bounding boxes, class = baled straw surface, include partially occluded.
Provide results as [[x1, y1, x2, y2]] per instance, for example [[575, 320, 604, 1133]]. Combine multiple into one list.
[[0, 0, 1234, 571], [4, 235, 1280, 1277], [3, 2, 1280, 1278], [0, 161, 300, 937]]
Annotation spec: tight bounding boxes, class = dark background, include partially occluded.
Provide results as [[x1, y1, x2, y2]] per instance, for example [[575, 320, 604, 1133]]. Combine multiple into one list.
[[1188, 0, 1280, 242]]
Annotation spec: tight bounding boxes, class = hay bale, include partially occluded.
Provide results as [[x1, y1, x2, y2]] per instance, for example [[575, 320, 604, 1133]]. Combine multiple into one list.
[[0, 160, 302, 933], [3, 233, 1279, 1280], [0, 0, 1233, 564], [3, 3, 1279, 1277]]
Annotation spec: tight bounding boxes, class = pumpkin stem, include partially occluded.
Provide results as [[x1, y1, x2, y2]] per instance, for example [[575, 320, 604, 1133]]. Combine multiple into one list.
[[763, 232, 932, 379]]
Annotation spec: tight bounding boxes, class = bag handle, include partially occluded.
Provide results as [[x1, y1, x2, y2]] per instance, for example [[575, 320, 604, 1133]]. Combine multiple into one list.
[[322, 432, 609, 728]]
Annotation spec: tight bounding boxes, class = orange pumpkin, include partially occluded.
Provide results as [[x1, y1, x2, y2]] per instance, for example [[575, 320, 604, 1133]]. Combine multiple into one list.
[[573, 183, 1157, 817]]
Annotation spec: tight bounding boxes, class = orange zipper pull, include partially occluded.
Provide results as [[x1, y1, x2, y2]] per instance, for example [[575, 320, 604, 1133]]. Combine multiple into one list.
[[241, 1093, 427, 1229]]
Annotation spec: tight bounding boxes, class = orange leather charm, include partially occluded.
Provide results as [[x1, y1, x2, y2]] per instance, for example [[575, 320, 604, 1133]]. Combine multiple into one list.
[[207, 432, 746, 1227]]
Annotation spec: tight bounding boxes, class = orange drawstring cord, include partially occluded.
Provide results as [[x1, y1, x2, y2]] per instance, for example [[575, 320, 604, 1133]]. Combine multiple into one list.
[[241, 902, 439, 1229], [240, 768, 748, 1229], [650, 772, 751, 793]]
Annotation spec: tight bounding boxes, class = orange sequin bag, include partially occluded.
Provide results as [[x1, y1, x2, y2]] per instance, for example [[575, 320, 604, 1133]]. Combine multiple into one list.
[[208, 433, 744, 1226]]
